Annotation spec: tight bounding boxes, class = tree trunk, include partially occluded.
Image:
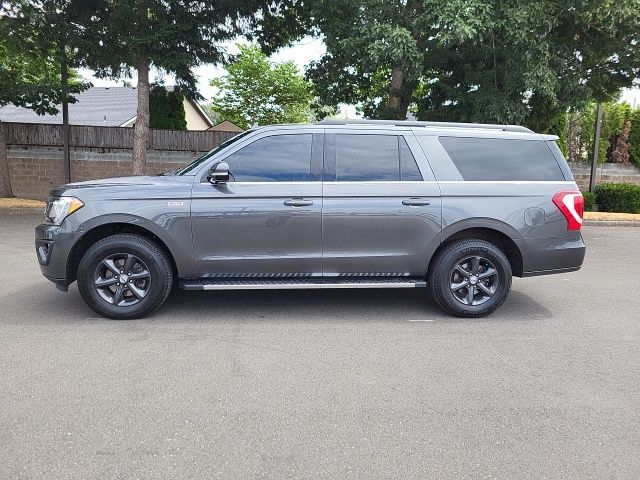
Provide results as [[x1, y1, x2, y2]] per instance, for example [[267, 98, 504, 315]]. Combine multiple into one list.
[[0, 121, 14, 198], [388, 67, 411, 120], [60, 44, 71, 184], [132, 55, 150, 175]]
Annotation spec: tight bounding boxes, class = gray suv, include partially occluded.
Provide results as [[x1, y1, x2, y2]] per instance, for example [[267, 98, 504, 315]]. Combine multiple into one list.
[[35, 120, 586, 319]]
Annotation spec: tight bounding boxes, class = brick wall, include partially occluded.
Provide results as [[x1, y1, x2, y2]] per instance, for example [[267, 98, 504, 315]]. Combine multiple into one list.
[[569, 163, 640, 190], [6, 145, 203, 199], [0, 122, 235, 200]]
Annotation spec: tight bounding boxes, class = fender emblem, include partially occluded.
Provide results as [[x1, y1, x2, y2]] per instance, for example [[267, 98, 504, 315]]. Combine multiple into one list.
[[167, 201, 184, 206]]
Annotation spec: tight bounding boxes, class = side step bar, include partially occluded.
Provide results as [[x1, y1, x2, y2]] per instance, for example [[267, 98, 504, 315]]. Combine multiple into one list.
[[180, 277, 427, 291]]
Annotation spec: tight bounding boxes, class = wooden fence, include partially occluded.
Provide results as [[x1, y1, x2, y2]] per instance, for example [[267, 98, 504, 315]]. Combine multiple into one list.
[[4, 122, 237, 151]]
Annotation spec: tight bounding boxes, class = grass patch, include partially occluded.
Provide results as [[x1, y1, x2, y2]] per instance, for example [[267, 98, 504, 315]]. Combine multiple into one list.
[[0, 198, 46, 209], [584, 211, 640, 222]]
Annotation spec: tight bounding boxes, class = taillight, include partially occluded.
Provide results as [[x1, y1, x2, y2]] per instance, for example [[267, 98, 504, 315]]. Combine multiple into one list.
[[553, 191, 584, 231]]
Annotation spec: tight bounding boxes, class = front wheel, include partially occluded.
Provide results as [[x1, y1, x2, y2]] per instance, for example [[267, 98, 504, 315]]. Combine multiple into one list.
[[428, 239, 512, 317], [77, 234, 173, 319]]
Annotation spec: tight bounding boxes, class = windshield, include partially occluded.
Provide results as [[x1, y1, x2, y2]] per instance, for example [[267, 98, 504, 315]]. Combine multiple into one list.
[[176, 130, 253, 175]]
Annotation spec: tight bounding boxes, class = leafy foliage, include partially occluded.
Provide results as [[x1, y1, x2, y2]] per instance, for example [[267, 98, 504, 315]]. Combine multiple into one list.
[[563, 102, 634, 164], [0, 0, 96, 113], [258, 0, 640, 128], [0, 40, 84, 114], [210, 44, 314, 129], [149, 86, 187, 130], [201, 105, 222, 125], [610, 120, 632, 164], [581, 191, 595, 212], [594, 183, 640, 214], [629, 110, 640, 168], [88, 1, 267, 99]]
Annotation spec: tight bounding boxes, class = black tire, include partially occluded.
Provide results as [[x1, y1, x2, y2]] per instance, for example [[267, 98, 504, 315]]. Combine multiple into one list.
[[428, 238, 512, 318], [77, 234, 173, 319]]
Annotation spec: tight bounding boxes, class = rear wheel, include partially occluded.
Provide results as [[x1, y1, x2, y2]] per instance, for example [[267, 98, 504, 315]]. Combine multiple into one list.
[[428, 239, 512, 317], [77, 234, 173, 319]]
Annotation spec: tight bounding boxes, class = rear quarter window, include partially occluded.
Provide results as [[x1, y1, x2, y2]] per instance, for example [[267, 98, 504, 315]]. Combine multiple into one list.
[[438, 137, 565, 181]]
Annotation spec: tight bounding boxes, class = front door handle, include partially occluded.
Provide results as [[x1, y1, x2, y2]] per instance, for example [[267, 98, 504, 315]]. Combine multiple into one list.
[[402, 198, 431, 207], [284, 198, 314, 207]]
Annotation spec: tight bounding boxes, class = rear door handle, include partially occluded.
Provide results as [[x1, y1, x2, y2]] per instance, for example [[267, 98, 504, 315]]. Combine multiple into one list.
[[284, 198, 314, 207], [402, 198, 431, 207]]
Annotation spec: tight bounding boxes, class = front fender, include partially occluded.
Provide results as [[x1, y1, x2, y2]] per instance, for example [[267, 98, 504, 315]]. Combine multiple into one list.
[[67, 211, 194, 279]]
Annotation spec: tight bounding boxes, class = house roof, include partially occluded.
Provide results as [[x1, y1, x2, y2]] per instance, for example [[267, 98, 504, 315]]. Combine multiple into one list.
[[207, 120, 244, 132], [0, 86, 213, 128], [0, 87, 139, 126]]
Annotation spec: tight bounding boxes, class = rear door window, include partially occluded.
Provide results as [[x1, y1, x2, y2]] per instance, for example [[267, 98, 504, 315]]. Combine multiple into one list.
[[334, 134, 422, 182], [438, 137, 565, 181], [335, 134, 399, 181]]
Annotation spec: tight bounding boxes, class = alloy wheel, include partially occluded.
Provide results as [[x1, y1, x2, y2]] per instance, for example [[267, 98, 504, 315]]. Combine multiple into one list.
[[93, 253, 151, 307], [450, 255, 499, 306]]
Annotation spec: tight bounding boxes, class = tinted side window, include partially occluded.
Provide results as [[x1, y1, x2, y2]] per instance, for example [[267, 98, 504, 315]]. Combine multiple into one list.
[[224, 134, 313, 182], [400, 137, 423, 181], [335, 134, 399, 181], [439, 137, 565, 181]]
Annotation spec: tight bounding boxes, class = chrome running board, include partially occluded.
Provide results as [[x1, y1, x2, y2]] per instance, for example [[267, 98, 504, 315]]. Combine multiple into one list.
[[180, 277, 426, 291]]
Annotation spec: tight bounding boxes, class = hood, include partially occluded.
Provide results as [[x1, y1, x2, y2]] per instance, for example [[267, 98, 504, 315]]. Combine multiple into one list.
[[49, 174, 192, 199]]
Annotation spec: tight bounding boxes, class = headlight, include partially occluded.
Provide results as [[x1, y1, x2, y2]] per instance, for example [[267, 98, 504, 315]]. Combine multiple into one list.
[[45, 196, 84, 225]]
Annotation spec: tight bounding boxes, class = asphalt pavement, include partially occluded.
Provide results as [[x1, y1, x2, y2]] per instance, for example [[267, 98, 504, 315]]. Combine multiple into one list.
[[0, 212, 638, 479]]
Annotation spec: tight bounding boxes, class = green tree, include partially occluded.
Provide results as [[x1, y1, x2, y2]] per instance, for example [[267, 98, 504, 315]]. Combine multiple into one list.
[[201, 105, 222, 125], [581, 102, 632, 164], [629, 109, 640, 168], [610, 120, 632, 164], [210, 44, 314, 129], [149, 86, 187, 130], [563, 101, 633, 164], [259, 0, 640, 128], [1, 40, 69, 197], [2, 0, 98, 188], [87, 0, 267, 174]]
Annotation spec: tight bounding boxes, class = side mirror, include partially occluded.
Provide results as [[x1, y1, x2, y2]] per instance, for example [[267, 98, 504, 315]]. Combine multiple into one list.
[[207, 161, 230, 184]]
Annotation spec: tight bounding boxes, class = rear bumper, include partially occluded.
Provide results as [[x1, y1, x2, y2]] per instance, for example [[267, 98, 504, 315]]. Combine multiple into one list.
[[521, 265, 582, 277], [518, 233, 586, 277]]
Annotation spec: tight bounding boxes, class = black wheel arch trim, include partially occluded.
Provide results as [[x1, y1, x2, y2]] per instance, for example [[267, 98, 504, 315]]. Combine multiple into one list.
[[424, 217, 525, 277], [65, 213, 191, 283]]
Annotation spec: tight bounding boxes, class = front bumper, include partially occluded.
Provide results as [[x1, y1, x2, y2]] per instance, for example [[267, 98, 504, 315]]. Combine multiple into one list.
[[35, 222, 78, 291]]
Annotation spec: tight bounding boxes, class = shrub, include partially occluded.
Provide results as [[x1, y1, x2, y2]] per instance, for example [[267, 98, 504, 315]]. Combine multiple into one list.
[[593, 183, 640, 214], [582, 191, 595, 211], [574, 102, 632, 164], [629, 109, 640, 168], [610, 120, 631, 164], [149, 86, 187, 130]]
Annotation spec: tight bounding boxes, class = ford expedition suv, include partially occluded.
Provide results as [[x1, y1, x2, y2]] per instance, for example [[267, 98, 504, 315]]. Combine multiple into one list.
[[35, 120, 586, 319]]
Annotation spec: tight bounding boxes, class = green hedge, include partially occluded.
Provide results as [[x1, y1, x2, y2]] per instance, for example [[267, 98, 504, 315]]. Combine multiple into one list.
[[593, 183, 640, 214], [581, 191, 595, 211]]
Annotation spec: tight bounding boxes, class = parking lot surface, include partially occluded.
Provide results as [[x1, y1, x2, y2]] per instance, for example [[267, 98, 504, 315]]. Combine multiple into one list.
[[1, 212, 639, 479]]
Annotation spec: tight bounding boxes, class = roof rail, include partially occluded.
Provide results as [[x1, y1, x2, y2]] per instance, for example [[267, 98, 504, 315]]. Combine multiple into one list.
[[317, 119, 534, 133]]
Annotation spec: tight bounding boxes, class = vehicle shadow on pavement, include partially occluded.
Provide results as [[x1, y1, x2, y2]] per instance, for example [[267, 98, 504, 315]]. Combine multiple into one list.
[[156, 287, 552, 324], [0, 283, 551, 324]]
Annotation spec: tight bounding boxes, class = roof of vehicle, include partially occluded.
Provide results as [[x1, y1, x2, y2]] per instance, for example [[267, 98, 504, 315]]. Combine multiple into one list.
[[318, 119, 533, 133], [249, 119, 558, 141]]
